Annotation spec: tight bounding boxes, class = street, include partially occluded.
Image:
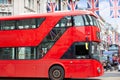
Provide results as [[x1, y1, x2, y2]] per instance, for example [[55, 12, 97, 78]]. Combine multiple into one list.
[[0, 70, 119, 80], [96, 70, 120, 80]]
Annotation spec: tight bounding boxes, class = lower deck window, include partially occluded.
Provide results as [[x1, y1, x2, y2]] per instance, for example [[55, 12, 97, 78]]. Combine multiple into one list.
[[0, 48, 14, 59], [16, 47, 36, 59], [0, 47, 37, 60]]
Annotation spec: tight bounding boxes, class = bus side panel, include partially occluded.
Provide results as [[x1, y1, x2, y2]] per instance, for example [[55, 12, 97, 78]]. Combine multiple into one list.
[[0, 60, 15, 77], [0, 16, 61, 47], [35, 59, 73, 78], [68, 59, 92, 78]]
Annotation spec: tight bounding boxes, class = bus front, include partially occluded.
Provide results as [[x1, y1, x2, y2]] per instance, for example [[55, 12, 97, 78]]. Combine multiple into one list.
[[74, 14, 104, 78], [29, 11, 104, 79]]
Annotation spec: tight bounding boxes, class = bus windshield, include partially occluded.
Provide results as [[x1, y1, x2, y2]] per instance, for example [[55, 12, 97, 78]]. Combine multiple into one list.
[[73, 15, 99, 27], [91, 42, 101, 61]]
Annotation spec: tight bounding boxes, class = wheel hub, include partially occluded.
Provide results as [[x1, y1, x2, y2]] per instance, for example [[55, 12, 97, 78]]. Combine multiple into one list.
[[53, 70, 61, 78]]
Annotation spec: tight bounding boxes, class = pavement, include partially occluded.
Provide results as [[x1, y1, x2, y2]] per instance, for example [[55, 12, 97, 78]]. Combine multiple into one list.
[[94, 70, 120, 80]]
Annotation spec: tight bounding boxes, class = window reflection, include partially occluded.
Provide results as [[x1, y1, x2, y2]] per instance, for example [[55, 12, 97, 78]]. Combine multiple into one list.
[[0, 18, 45, 30], [73, 15, 99, 27]]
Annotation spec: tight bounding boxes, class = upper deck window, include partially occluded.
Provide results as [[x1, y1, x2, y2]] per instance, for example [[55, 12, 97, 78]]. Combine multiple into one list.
[[73, 15, 99, 27], [55, 16, 72, 27], [74, 15, 84, 26], [0, 18, 45, 30], [0, 20, 16, 30]]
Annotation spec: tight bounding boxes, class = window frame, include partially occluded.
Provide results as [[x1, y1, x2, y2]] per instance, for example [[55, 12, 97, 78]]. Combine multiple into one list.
[[0, 18, 45, 31], [73, 14, 100, 27]]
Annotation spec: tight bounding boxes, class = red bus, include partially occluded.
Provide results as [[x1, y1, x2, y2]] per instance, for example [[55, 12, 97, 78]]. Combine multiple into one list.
[[0, 10, 104, 79]]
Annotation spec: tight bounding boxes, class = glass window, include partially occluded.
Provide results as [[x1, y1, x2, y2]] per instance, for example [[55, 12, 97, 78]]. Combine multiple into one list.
[[17, 18, 44, 29], [73, 15, 84, 26], [61, 44, 74, 59], [73, 15, 99, 27], [0, 12, 12, 16], [0, 20, 16, 30], [37, 16, 72, 59], [91, 42, 100, 60], [36, 18, 45, 27], [0, 18, 45, 30], [91, 16, 99, 27], [37, 42, 54, 59], [83, 15, 93, 26], [45, 17, 71, 42], [0, 47, 36, 60], [16, 47, 36, 59], [55, 16, 72, 27], [74, 42, 89, 59], [87, 15, 94, 25], [61, 42, 90, 59], [0, 48, 15, 60]]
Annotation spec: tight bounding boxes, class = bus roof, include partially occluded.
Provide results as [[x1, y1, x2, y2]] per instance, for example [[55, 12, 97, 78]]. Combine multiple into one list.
[[0, 10, 98, 20]]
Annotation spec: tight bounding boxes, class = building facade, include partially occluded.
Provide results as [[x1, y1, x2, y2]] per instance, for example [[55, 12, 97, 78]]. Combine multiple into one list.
[[0, 0, 44, 16]]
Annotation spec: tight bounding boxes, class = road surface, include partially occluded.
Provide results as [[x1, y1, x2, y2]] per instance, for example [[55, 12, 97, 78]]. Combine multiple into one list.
[[0, 71, 119, 80]]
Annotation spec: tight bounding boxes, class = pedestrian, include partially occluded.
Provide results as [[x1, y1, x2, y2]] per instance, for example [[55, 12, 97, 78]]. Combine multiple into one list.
[[104, 56, 113, 71], [112, 55, 118, 70], [118, 55, 120, 71]]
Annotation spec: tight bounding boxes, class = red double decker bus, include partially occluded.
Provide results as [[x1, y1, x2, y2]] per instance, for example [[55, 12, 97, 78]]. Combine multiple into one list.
[[0, 10, 104, 79]]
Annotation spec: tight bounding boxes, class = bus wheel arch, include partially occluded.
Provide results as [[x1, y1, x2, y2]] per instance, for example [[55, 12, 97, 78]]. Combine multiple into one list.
[[49, 64, 65, 80]]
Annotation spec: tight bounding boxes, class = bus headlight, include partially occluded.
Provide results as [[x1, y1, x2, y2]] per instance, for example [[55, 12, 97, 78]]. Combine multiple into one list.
[[97, 67, 101, 73]]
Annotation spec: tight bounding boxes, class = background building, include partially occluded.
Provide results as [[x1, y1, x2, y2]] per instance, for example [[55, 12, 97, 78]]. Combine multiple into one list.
[[0, 0, 43, 16]]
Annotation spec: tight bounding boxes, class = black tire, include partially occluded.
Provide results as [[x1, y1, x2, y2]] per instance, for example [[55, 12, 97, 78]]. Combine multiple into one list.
[[49, 65, 64, 80]]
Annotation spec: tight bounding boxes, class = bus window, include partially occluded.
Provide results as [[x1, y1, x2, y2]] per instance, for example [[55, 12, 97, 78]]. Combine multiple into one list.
[[0, 20, 16, 30], [73, 15, 84, 26], [83, 15, 93, 26], [87, 15, 93, 25], [0, 18, 45, 30], [74, 42, 89, 59], [16, 47, 36, 59], [73, 15, 99, 27], [37, 42, 53, 59], [91, 42, 100, 60], [37, 17, 72, 59], [46, 16, 71, 41], [17, 18, 44, 29], [91, 16, 99, 27], [61, 42, 90, 59], [37, 42, 54, 59], [0, 48, 15, 59], [55, 16, 72, 27], [73, 15, 95, 26], [61, 45, 74, 59], [83, 15, 89, 25]]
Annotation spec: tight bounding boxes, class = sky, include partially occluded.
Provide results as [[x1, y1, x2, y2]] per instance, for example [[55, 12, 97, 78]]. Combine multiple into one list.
[[77, 0, 120, 32]]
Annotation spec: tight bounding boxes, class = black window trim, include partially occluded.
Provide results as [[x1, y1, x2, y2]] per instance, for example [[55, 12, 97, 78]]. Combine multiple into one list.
[[0, 17, 45, 31]]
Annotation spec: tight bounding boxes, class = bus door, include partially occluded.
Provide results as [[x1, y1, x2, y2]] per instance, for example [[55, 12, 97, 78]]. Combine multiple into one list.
[[71, 42, 92, 77]]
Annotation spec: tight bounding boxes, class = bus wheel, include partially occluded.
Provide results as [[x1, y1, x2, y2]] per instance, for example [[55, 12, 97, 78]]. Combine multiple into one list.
[[49, 65, 64, 80]]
